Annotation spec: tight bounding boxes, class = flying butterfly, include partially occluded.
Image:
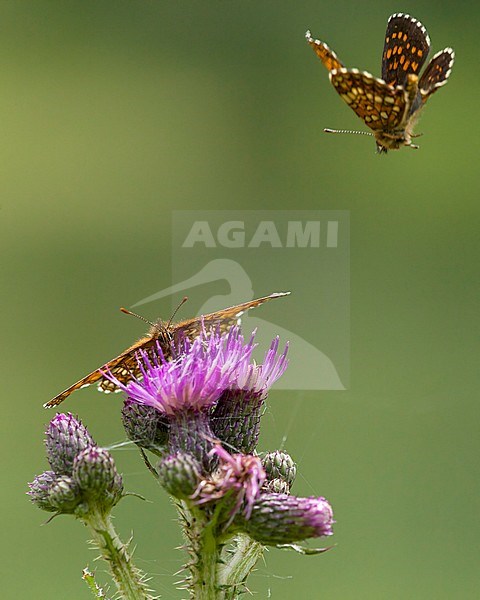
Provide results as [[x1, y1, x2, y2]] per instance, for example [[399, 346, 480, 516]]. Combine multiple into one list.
[[306, 13, 454, 153], [45, 292, 290, 409]]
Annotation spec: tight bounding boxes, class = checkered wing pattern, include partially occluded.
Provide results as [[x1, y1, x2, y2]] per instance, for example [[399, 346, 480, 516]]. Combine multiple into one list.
[[45, 292, 290, 408], [306, 30, 345, 71], [44, 337, 160, 408], [96, 338, 162, 392], [382, 13, 430, 87], [419, 48, 455, 102], [330, 69, 407, 131], [173, 292, 290, 342]]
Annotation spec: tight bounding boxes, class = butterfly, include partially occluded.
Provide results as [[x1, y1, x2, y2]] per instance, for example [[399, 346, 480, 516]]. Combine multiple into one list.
[[306, 13, 454, 153], [44, 292, 290, 408]]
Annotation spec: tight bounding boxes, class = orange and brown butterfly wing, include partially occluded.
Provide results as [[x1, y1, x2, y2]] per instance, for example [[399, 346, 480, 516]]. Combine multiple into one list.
[[418, 48, 455, 103], [44, 336, 160, 408], [96, 347, 147, 394], [329, 69, 408, 132], [381, 13, 430, 87], [45, 292, 289, 408], [306, 30, 345, 72], [172, 292, 290, 342], [45, 369, 106, 409]]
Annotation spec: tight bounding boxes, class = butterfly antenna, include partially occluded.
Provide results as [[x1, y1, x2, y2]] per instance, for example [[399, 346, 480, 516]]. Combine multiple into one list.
[[119, 307, 156, 328], [167, 296, 188, 329], [324, 128, 373, 136]]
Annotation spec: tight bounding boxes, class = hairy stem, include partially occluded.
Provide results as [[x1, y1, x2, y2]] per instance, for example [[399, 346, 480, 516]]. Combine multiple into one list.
[[177, 501, 222, 599], [176, 502, 264, 600], [219, 533, 264, 599], [82, 568, 107, 599], [84, 508, 152, 600]]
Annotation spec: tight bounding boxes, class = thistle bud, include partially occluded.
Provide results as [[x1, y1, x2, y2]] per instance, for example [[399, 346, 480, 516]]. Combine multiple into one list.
[[262, 478, 290, 494], [121, 399, 169, 454], [27, 471, 58, 512], [73, 447, 123, 508], [262, 451, 296, 488], [48, 475, 81, 513], [45, 413, 96, 476], [241, 493, 334, 545], [157, 452, 202, 499]]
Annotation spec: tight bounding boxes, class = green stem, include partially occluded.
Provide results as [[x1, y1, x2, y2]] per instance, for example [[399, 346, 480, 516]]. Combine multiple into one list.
[[176, 502, 264, 600], [82, 568, 107, 599], [195, 522, 220, 599], [219, 533, 264, 599], [84, 508, 152, 600], [178, 501, 222, 599]]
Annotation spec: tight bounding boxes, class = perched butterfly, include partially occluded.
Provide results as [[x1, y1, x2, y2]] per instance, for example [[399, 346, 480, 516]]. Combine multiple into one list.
[[45, 292, 290, 409], [306, 13, 454, 153]]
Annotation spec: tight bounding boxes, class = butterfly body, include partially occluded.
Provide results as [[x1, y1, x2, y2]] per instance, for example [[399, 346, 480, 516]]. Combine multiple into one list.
[[328, 68, 422, 152], [45, 292, 290, 409], [307, 13, 454, 153]]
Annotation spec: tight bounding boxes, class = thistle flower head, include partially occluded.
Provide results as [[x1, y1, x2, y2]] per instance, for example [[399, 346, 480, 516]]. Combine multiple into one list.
[[109, 327, 256, 416], [231, 336, 289, 397], [210, 337, 288, 453], [193, 444, 266, 526]]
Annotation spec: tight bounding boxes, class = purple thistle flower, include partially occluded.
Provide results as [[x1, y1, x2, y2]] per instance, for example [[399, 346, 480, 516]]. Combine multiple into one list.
[[231, 336, 289, 397], [193, 444, 266, 527], [108, 327, 255, 416], [106, 328, 258, 471], [107, 327, 288, 472], [211, 337, 289, 453]]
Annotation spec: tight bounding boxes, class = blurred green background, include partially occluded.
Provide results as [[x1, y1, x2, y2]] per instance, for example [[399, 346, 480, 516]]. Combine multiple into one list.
[[2, 1, 478, 598]]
